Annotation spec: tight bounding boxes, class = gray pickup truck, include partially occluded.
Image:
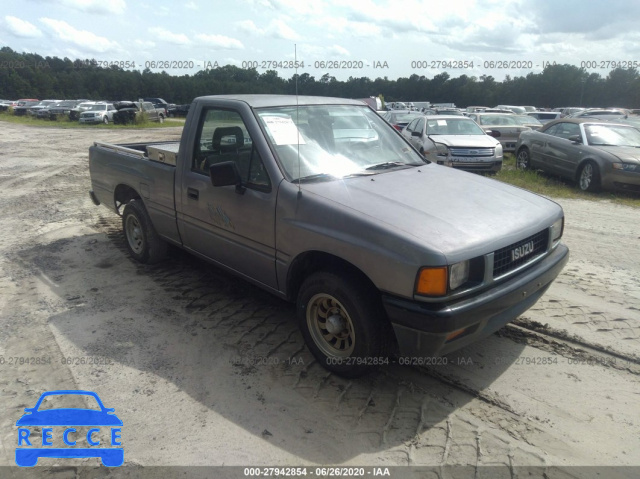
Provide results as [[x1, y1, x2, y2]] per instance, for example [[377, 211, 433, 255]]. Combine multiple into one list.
[[89, 94, 569, 377]]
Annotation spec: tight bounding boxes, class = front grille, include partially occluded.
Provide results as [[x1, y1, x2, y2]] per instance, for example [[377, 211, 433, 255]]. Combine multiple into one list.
[[449, 147, 494, 157], [493, 229, 549, 278]]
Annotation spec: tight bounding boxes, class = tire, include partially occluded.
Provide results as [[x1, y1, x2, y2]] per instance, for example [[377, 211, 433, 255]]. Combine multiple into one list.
[[122, 200, 167, 264], [103, 116, 109, 124], [578, 160, 600, 192], [158, 115, 164, 123], [516, 147, 530, 170], [297, 271, 388, 378]]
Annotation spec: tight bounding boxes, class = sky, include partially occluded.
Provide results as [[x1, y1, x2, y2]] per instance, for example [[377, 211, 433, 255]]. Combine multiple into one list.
[[2, 0, 640, 82]]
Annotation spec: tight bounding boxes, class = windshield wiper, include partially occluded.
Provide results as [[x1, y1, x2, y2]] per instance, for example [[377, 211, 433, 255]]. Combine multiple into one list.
[[365, 161, 413, 170], [295, 173, 337, 183]]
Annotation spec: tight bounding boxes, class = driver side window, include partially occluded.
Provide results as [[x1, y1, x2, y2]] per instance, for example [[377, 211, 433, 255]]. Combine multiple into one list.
[[193, 108, 271, 191]]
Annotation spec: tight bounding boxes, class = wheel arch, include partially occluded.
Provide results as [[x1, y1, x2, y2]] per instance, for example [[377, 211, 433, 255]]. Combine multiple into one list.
[[113, 184, 142, 215], [286, 251, 378, 303]]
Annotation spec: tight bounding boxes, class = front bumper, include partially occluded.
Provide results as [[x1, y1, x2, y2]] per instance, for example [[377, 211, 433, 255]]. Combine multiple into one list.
[[602, 169, 640, 192], [79, 117, 103, 124], [383, 243, 569, 358]]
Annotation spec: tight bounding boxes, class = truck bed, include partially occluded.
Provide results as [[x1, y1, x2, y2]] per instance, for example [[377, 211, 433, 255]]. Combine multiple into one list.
[[89, 140, 182, 245]]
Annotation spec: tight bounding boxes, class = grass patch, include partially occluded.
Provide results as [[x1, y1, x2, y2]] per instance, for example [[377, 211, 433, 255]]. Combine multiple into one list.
[[495, 154, 640, 208], [0, 111, 180, 129]]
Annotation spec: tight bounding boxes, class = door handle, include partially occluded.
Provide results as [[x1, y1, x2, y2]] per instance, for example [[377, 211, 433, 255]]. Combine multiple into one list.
[[187, 187, 199, 200]]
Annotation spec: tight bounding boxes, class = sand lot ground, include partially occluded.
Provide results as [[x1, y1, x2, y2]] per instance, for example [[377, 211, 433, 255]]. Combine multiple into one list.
[[0, 122, 638, 478]]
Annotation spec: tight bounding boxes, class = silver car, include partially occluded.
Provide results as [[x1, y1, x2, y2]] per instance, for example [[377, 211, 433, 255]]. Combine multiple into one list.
[[79, 103, 116, 124], [516, 118, 640, 193], [468, 113, 531, 152], [402, 115, 503, 173]]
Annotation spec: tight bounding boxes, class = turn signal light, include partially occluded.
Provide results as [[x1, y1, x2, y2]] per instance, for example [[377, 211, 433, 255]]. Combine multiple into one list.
[[416, 267, 448, 296]]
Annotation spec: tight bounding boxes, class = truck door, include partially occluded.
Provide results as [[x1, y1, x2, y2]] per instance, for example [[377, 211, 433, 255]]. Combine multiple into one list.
[[179, 107, 278, 290]]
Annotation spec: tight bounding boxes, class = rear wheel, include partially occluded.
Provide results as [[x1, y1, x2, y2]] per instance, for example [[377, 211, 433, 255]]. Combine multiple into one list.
[[297, 271, 389, 377], [578, 160, 600, 192], [159, 115, 164, 123], [122, 200, 167, 264]]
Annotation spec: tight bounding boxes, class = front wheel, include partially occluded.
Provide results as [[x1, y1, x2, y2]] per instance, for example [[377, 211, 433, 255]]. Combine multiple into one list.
[[122, 200, 167, 263], [297, 271, 389, 377], [578, 160, 600, 192], [103, 116, 109, 124], [516, 147, 530, 169]]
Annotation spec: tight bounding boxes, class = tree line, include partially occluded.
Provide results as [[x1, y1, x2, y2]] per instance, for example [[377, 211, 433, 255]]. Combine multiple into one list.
[[1, 46, 639, 108]]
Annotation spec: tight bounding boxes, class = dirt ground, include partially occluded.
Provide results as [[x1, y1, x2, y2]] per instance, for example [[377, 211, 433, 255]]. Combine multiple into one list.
[[0, 122, 639, 478]]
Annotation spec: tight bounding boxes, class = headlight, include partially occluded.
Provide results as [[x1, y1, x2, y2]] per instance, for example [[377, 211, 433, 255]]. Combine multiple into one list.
[[449, 261, 470, 291], [612, 163, 637, 171], [550, 217, 564, 243], [435, 142, 449, 157], [495, 143, 503, 159]]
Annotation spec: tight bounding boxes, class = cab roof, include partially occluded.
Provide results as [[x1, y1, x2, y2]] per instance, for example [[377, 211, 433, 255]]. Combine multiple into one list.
[[194, 94, 367, 108]]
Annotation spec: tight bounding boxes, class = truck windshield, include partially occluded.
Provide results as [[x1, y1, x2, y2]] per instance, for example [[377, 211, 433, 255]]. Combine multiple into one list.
[[255, 105, 425, 181]]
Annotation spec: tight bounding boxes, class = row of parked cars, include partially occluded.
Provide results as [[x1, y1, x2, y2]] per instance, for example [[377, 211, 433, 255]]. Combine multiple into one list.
[[0, 98, 176, 124], [379, 105, 640, 194]]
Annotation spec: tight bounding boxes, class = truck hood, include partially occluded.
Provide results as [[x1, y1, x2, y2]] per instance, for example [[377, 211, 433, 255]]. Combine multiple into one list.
[[302, 164, 561, 262], [428, 135, 499, 148]]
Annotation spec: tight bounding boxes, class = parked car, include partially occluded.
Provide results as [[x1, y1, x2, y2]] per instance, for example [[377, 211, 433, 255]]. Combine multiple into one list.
[[89, 94, 568, 378], [467, 113, 531, 152], [113, 101, 165, 124], [79, 103, 116, 124], [167, 103, 191, 117], [35, 101, 64, 119], [70, 101, 97, 121], [48, 100, 83, 120], [0, 100, 13, 111], [380, 110, 423, 131], [560, 107, 584, 117], [495, 105, 527, 114], [28, 100, 61, 117], [527, 111, 562, 124], [402, 115, 502, 173], [465, 106, 489, 114], [513, 114, 543, 130], [482, 108, 515, 114], [387, 101, 407, 110], [516, 118, 640, 193], [12, 99, 40, 116], [434, 108, 464, 116], [586, 116, 640, 131], [522, 106, 537, 112], [568, 108, 628, 118]]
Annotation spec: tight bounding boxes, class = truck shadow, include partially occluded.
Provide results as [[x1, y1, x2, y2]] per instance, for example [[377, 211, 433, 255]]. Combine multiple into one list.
[[12, 223, 532, 466]]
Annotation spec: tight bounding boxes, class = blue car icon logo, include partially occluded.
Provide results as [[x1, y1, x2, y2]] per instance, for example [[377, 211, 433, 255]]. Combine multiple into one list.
[[16, 390, 123, 467]]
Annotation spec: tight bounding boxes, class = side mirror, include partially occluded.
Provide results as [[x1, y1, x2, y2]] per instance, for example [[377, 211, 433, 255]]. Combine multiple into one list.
[[209, 161, 245, 194], [568, 135, 582, 143], [486, 129, 501, 138], [411, 131, 421, 137]]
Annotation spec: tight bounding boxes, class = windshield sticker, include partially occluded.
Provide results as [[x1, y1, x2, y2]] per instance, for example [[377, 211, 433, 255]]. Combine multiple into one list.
[[262, 116, 306, 145], [437, 120, 447, 126]]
